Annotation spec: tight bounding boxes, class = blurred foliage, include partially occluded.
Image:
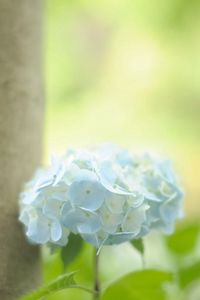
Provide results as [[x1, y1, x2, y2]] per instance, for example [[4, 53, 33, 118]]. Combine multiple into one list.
[[131, 238, 144, 255], [166, 222, 200, 256], [178, 261, 200, 289], [102, 270, 173, 300], [41, 220, 200, 300], [43, 0, 200, 299], [20, 272, 78, 300], [61, 233, 83, 270]]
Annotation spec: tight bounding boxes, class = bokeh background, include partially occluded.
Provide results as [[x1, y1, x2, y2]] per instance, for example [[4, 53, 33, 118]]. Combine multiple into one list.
[[43, 1, 200, 299]]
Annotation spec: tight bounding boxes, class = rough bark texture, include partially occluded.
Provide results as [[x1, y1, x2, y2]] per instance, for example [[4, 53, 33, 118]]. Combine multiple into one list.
[[0, 1, 44, 299]]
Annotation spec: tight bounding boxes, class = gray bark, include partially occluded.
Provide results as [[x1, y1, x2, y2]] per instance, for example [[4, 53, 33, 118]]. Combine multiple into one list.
[[0, 1, 44, 299]]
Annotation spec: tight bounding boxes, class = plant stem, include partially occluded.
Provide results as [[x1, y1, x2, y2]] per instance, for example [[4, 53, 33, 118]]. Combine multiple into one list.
[[73, 285, 96, 294], [93, 248, 101, 300]]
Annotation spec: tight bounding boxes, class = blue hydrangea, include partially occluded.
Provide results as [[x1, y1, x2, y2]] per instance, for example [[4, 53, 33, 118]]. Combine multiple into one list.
[[19, 144, 184, 249]]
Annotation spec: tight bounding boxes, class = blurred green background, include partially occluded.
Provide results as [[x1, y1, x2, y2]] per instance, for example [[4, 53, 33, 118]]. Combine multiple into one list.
[[43, 0, 200, 299]]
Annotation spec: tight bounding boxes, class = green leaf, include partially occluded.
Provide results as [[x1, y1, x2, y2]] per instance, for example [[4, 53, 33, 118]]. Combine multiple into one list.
[[166, 223, 199, 256], [102, 269, 173, 300], [131, 238, 144, 255], [19, 271, 94, 300], [61, 233, 83, 269], [178, 261, 200, 289], [19, 271, 76, 300]]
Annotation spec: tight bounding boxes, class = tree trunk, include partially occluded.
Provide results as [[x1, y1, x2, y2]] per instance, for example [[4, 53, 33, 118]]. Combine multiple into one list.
[[0, 1, 44, 299]]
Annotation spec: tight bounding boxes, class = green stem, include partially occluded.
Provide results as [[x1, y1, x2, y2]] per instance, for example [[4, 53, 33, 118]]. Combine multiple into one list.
[[73, 285, 96, 294], [93, 248, 101, 300]]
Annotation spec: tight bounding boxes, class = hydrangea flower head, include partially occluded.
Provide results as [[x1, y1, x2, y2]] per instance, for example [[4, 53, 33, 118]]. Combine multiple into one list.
[[19, 144, 184, 249]]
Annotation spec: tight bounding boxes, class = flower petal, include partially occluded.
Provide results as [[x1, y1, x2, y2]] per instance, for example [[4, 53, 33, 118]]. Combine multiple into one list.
[[51, 221, 62, 242], [68, 180, 105, 211]]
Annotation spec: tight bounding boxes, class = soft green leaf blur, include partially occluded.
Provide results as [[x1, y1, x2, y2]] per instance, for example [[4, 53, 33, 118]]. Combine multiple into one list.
[[102, 270, 173, 300], [178, 261, 200, 289], [166, 222, 200, 256], [131, 238, 144, 255], [19, 272, 77, 300], [61, 233, 84, 270], [43, 0, 200, 299]]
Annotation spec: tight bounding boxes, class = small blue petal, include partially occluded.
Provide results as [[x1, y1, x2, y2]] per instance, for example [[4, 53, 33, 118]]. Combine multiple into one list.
[[55, 228, 70, 246], [100, 205, 123, 234], [51, 221, 62, 242], [122, 205, 147, 234], [105, 192, 126, 214], [43, 198, 64, 219], [62, 207, 101, 234], [68, 179, 105, 211], [27, 216, 50, 244], [77, 210, 101, 234]]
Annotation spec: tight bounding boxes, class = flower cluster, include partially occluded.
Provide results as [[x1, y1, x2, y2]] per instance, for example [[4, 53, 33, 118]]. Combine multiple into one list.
[[19, 144, 184, 249]]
